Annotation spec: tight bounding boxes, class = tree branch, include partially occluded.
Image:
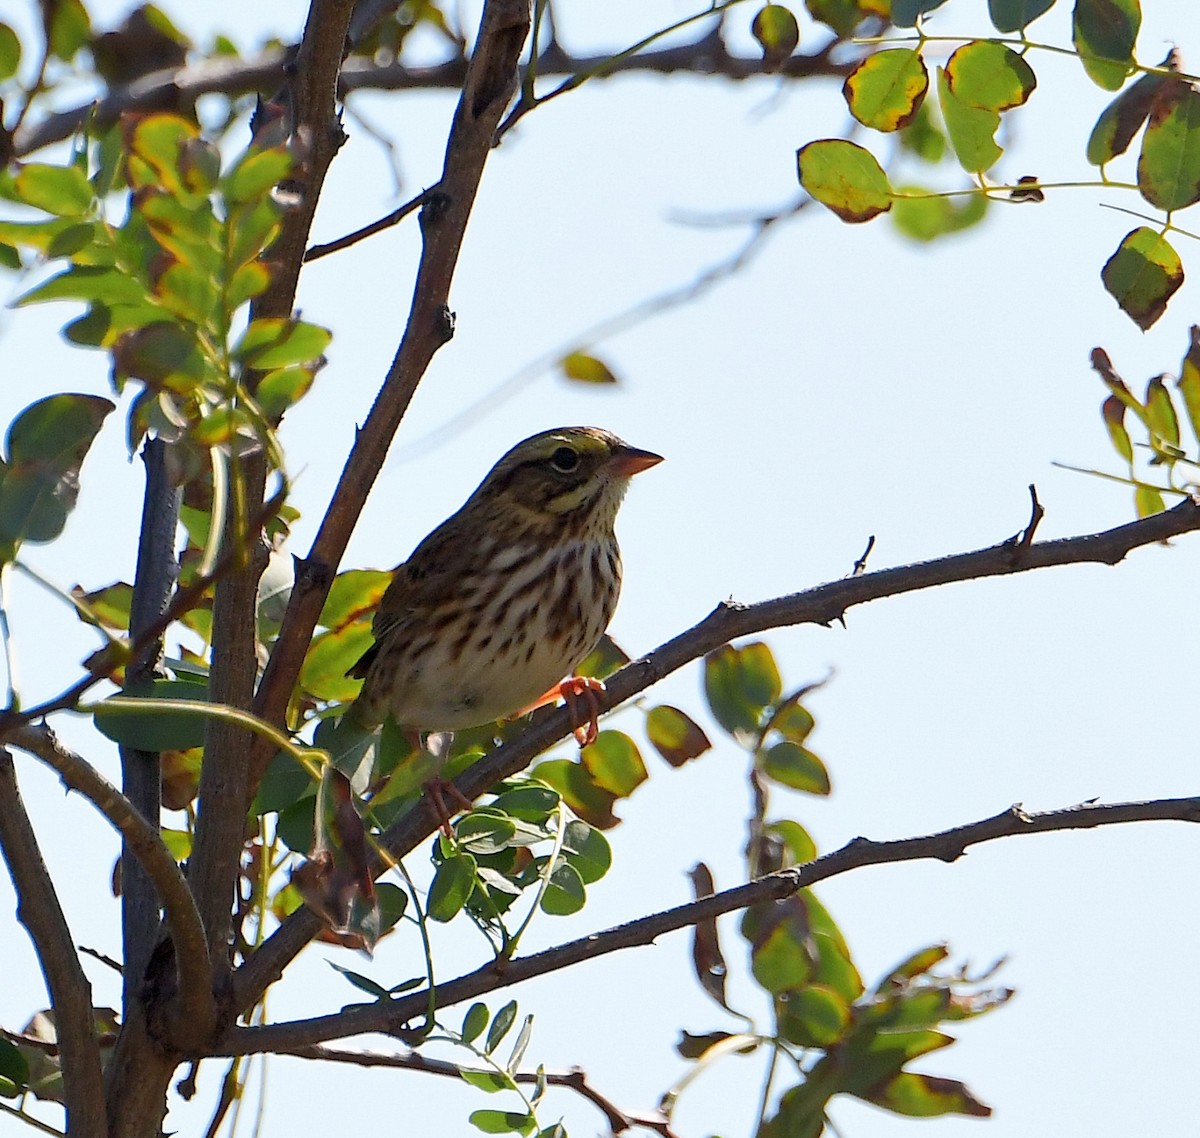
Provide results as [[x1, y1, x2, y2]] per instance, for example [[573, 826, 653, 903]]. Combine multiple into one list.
[[227, 793, 1200, 1053], [187, 0, 359, 987], [233, 493, 1200, 1008], [247, 0, 532, 784], [7, 723, 213, 1033], [0, 749, 107, 1138], [12, 35, 852, 160], [121, 437, 182, 1018], [273, 1044, 676, 1136]]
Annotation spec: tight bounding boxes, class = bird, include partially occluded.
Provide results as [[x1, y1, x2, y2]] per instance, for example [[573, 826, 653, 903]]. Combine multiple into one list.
[[343, 426, 662, 819]]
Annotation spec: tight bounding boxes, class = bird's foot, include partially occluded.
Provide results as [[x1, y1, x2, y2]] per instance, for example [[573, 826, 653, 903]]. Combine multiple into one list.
[[558, 675, 606, 747], [424, 776, 475, 838]]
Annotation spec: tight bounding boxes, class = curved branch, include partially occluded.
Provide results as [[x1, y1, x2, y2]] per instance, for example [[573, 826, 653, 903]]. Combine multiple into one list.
[[0, 750, 107, 1138], [7, 723, 213, 1034], [233, 493, 1200, 1009], [226, 793, 1200, 1053]]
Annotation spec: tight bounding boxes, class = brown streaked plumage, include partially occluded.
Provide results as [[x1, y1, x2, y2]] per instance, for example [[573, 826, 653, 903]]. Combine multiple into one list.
[[347, 426, 662, 734]]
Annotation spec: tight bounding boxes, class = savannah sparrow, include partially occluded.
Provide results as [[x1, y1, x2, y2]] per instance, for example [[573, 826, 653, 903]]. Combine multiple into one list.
[[347, 426, 662, 739]]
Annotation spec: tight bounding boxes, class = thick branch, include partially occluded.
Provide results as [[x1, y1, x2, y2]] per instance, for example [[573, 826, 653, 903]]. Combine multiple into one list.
[[12, 35, 850, 159], [0, 750, 107, 1138], [187, 0, 358, 984], [121, 437, 181, 1017], [8, 723, 212, 1033], [227, 793, 1200, 1053], [248, 0, 532, 779], [234, 494, 1200, 1008]]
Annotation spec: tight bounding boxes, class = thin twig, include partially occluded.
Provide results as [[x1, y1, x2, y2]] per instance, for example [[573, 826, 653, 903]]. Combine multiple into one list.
[[304, 188, 432, 262], [276, 1044, 677, 1135], [232, 493, 1200, 1010]]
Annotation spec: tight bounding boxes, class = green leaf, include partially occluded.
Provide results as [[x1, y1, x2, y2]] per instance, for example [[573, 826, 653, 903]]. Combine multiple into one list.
[[704, 641, 782, 737], [328, 960, 391, 999], [93, 679, 211, 751], [0, 1036, 29, 1096], [123, 115, 199, 195], [843, 50, 929, 132], [221, 147, 294, 204], [540, 860, 586, 915], [945, 41, 1037, 112], [562, 819, 612, 883], [1086, 72, 1171, 166], [1072, 0, 1140, 91], [987, 0, 1056, 32], [645, 704, 711, 767], [375, 882, 408, 934], [46, 0, 91, 61], [319, 569, 392, 630], [804, 0, 872, 37], [892, 186, 989, 241], [0, 24, 19, 81], [300, 621, 375, 703], [455, 811, 517, 856], [468, 1109, 535, 1135], [560, 351, 617, 384], [752, 5, 800, 69], [427, 853, 477, 922], [891, 0, 952, 27], [490, 785, 560, 823], [1101, 396, 1134, 463], [1100, 227, 1182, 330], [797, 139, 893, 223], [780, 983, 851, 1046], [1137, 83, 1200, 212], [462, 1003, 489, 1044], [580, 730, 647, 797], [864, 1072, 991, 1118], [1145, 375, 1179, 447], [486, 1000, 519, 1054], [531, 758, 618, 829], [252, 750, 314, 815], [937, 67, 1003, 172], [460, 1069, 516, 1094], [899, 101, 947, 162], [1135, 483, 1165, 517], [750, 906, 816, 994], [16, 265, 147, 307], [1177, 328, 1200, 450], [765, 819, 818, 865], [0, 394, 114, 556], [235, 317, 331, 370], [762, 740, 832, 795], [72, 580, 133, 631]]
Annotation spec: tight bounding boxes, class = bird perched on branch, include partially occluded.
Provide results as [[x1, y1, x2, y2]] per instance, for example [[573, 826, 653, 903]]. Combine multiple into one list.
[[344, 426, 662, 818]]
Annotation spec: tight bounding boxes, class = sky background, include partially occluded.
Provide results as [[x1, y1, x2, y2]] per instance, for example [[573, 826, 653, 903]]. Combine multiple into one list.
[[3, 1, 1200, 1136]]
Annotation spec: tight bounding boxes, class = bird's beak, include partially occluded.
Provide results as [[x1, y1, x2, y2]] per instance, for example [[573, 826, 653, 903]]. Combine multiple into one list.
[[608, 444, 664, 477]]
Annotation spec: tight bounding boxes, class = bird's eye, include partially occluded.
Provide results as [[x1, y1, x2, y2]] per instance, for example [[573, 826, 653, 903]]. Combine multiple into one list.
[[549, 446, 580, 473]]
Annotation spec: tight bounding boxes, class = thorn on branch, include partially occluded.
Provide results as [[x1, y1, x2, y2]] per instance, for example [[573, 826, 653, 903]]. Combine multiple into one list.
[[851, 534, 876, 575], [1005, 484, 1044, 558], [435, 304, 456, 345]]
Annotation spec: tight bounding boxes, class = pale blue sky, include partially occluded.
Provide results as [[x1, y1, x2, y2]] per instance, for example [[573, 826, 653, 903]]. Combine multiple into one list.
[[2, 2, 1200, 1136]]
